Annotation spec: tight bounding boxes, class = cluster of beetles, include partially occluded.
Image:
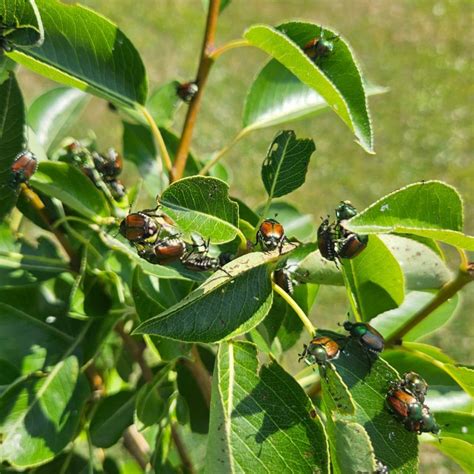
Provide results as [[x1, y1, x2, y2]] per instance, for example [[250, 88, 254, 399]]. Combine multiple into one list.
[[58, 140, 127, 200], [300, 321, 440, 440], [2, 25, 444, 474]]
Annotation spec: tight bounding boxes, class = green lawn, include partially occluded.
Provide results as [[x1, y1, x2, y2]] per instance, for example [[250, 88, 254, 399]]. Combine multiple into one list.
[[18, 1, 473, 472]]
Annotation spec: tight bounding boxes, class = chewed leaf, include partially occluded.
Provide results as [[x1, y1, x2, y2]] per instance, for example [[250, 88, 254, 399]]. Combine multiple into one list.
[[261, 130, 315, 199]]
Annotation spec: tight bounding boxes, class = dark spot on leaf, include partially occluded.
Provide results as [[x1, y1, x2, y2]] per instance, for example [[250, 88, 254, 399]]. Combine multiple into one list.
[[309, 409, 317, 418]]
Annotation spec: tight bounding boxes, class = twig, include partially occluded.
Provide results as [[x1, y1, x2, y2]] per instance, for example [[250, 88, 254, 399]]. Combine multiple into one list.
[[209, 38, 251, 60], [20, 184, 79, 271], [140, 105, 173, 173], [170, 0, 221, 182], [123, 425, 150, 471], [386, 261, 474, 346], [181, 345, 212, 408], [171, 423, 196, 474], [272, 282, 315, 336], [115, 322, 196, 472]]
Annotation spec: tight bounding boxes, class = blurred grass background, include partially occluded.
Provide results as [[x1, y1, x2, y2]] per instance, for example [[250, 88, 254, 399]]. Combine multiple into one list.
[[17, 1, 472, 472]]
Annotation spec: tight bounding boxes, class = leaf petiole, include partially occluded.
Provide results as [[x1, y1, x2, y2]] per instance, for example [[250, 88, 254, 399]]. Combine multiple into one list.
[[272, 281, 315, 336]]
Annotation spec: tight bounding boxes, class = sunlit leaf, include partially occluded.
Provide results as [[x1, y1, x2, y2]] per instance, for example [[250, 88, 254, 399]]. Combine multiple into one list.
[[244, 22, 373, 152], [7, 0, 147, 107], [347, 181, 474, 250], [206, 341, 329, 472], [28, 86, 90, 153]]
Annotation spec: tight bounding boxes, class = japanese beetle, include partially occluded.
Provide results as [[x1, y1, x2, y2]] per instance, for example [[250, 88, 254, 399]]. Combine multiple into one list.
[[335, 200, 358, 222], [337, 232, 368, 259], [299, 336, 340, 378], [317, 218, 337, 262], [303, 27, 339, 64], [386, 386, 439, 435], [386, 387, 423, 425], [107, 179, 126, 200], [182, 253, 220, 272], [181, 241, 232, 276], [0, 35, 12, 53], [299, 336, 340, 366], [218, 252, 234, 266], [119, 212, 159, 243], [256, 218, 287, 252], [0, 18, 13, 54], [10, 151, 38, 187], [400, 371, 428, 403], [419, 405, 440, 435], [177, 81, 199, 103], [343, 321, 384, 355], [138, 236, 186, 265], [92, 148, 123, 179], [375, 459, 389, 474], [274, 267, 295, 295]]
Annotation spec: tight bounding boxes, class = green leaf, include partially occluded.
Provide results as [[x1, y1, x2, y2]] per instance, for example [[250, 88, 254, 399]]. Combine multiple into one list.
[[31, 161, 110, 220], [147, 80, 182, 128], [342, 235, 404, 321], [122, 125, 200, 199], [243, 58, 385, 133], [132, 267, 192, 360], [0, 355, 89, 468], [90, 391, 135, 448], [261, 130, 315, 199], [296, 245, 343, 286], [430, 437, 474, 473], [0, 73, 25, 219], [347, 181, 474, 250], [7, 0, 147, 107], [28, 86, 90, 153], [135, 366, 170, 427], [0, 303, 72, 374], [0, 56, 16, 83], [159, 176, 239, 244], [380, 234, 452, 290], [206, 341, 329, 472], [122, 121, 164, 197], [133, 248, 297, 343], [244, 22, 373, 152], [442, 365, 474, 398], [433, 411, 474, 444], [371, 291, 459, 342], [332, 420, 377, 474], [328, 338, 419, 472], [0, 0, 44, 47]]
